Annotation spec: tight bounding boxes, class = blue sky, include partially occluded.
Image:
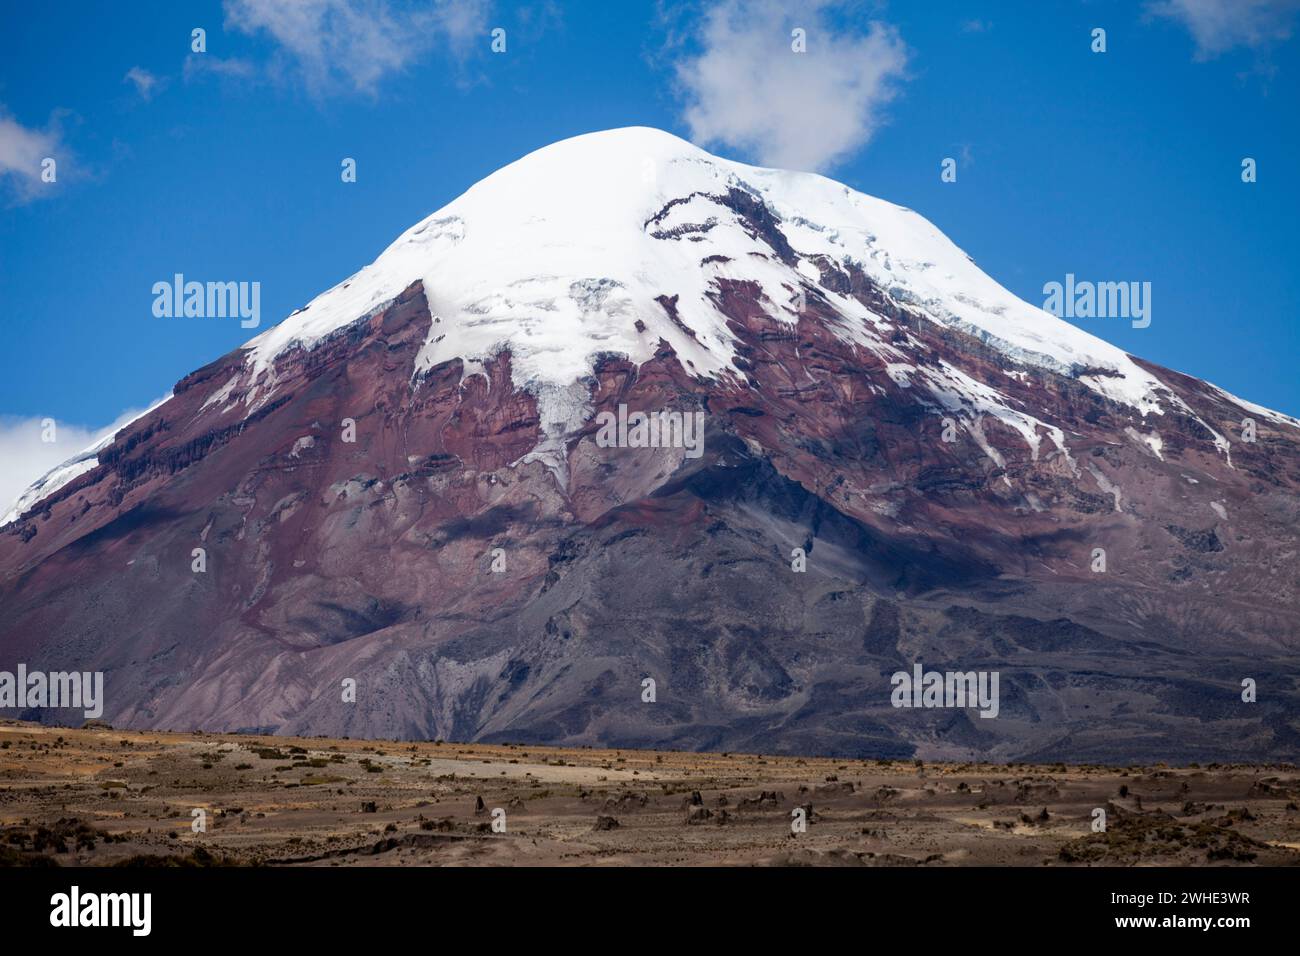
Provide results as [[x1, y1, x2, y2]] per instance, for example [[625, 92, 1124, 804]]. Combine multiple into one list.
[[1, 0, 1298, 505]]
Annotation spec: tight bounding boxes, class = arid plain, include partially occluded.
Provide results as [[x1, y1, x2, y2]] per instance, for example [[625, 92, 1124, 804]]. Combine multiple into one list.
[[2, 719, 1298, 867]]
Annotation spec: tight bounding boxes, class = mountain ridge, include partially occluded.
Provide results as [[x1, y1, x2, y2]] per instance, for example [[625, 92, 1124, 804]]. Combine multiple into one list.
[[7, 126, 1298, 524], [2, 127, 1298, 762]]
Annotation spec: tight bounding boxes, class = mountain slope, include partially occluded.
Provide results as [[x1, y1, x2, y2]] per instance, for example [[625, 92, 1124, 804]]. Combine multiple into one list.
[[3, 127, 1298, 762]]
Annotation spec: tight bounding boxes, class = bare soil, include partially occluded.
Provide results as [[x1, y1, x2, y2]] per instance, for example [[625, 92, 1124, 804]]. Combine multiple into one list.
[[2, 719, 1298, 867]]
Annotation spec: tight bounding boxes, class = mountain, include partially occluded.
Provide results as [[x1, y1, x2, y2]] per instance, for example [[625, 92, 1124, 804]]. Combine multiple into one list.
[[3, 127, 1298, 762]]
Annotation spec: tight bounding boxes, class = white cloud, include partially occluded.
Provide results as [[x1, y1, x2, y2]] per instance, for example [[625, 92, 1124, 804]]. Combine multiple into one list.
[[123, 66, 164, 100], [0, 108, 65, 203], [222, 0, 493, 95], [429, 0, 494, 47], [0, 399, 168, 523], [1147, 0, 1300, 59], [673, 0, 908, 172], [182, 54, 258, 84]]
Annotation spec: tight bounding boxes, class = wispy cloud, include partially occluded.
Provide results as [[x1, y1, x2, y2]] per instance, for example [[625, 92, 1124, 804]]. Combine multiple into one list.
[[221, 0, 494, 95], [671, 0, 908, 172], [123, 66, 165, 101], [182, 54, 259, 84], [0, 107, 68, 204], [1146, 0, 1300, 59]]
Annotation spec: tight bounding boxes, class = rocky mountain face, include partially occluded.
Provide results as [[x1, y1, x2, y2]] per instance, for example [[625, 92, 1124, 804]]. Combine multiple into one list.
[[2, 128, 1298, 762]]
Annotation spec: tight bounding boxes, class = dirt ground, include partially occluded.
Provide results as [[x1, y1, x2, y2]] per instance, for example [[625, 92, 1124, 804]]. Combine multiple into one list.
[[2, 719, 1298, 867]]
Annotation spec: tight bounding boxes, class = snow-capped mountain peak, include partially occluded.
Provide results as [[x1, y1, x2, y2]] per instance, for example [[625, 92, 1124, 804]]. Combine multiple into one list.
[[7, 128, 1297, 529], [244, 126, 1167, 413], [6, 130, 1300, 760]]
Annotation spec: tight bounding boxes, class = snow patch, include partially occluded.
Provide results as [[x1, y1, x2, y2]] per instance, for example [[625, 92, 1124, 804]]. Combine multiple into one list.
[[0, 395, 171, 527], [1086, 462, 1123, 513], [1208, 383, 1300, 430], [1124, 425, 1165, 460], [514, 381, 593, 486], [201, 375, 241, 413], [0, 457, 99, 527]]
